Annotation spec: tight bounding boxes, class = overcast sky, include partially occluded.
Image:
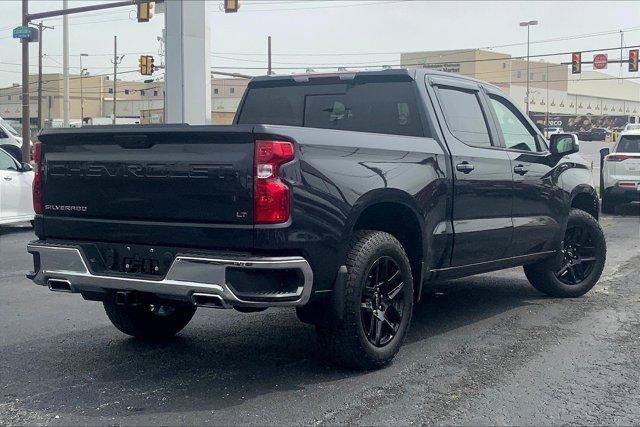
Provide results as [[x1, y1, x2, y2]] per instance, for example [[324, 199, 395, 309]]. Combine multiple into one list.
[[0, 0, 639, 88]]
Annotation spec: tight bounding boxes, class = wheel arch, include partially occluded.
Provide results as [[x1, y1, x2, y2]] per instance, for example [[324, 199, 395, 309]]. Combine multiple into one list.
[[347, 189, 425, 299], [570, 185, 599, 220]]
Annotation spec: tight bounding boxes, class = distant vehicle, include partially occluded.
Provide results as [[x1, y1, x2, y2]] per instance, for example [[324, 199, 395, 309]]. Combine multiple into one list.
[[26, 69, 606, 369], [0, 147, 34, 225], [577, 127, 611, 142], [543, 126, 563, 138], [623, 123, 640, 132], [600, 129, 640, 213], [0, 117, 26, 161]]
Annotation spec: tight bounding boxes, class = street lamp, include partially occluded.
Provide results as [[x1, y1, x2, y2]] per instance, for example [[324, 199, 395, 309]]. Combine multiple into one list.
[[520, 20, 538, 115], [79, 53, 88, 124]]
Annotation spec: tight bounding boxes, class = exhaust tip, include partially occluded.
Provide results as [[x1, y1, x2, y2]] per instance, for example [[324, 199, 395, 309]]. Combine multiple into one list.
[[191, 293, 227, 309], [48, 278, 72, 293]]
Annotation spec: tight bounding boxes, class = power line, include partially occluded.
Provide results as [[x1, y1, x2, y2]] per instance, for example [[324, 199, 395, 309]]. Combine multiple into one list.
[[204, 44, 640, 70]]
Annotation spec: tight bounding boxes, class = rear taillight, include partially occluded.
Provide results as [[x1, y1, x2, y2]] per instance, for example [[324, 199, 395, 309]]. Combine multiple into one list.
[[254, 140, 294, 224], [605, 154, 632, 162], [32, 142, 42, 214]]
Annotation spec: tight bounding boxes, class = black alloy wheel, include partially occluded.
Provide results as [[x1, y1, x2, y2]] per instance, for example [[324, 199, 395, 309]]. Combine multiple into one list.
[[361, 256, 406, 347], [555, 224, 597, 285]]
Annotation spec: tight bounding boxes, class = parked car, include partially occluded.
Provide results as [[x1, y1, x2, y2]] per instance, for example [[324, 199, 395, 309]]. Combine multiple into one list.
[[577, 127, 611, 142], [600, 129, 640, 213], [26, 69, 606, 369], [623, 123, 640, 132], [0, 117, 27, 161], [0, 147, 34, 225]]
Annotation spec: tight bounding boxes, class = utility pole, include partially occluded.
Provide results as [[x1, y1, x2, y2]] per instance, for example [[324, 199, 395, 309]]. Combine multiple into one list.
[[36, 22, 54, 131], [110, 36, 123, 125], [545, 61, 549, 130], [520, 20, 538, 116], [62, 0, 69, 126], [268, 35, 272, 75], [21, 0, 30, 163], [620, 30, 624, 80], [79, 53, 88, 124]]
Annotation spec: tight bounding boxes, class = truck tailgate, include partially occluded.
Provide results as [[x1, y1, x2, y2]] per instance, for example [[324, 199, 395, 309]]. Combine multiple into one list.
[[38, 126, 255, 249]]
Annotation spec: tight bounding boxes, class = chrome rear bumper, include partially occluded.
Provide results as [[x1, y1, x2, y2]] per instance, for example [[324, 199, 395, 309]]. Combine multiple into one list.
[[27, 242, 313, 308]]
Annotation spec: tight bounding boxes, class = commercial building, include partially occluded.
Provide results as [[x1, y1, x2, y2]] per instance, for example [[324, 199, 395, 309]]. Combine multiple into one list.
[[0, 75, 249, 127], [401, 49, 640, 131]]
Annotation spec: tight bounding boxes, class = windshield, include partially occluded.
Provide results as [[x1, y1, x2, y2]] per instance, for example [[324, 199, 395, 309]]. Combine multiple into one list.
[[616, 135, 640, 153], [0, 118, 19, 136]]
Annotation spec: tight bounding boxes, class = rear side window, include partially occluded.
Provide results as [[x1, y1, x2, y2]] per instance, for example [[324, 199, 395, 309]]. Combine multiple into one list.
[[435, 87, 492, 147], [238, 81, 425, 137], [617, 135, 640, 153]]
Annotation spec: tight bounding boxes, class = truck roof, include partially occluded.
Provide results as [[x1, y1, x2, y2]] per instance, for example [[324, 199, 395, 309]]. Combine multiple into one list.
[[250, 68, 501, 91]]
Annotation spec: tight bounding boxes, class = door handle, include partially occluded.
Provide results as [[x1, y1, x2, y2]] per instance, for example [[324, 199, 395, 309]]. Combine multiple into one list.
[[455, 162, 474, 173], [513, 165, 529, 175], [3, 176, 12, 181]]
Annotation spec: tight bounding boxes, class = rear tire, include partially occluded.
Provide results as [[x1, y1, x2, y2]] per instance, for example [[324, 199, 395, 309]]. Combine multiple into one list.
[[524, 209, 606, 298], [316, 231, 414, 370], [103, 296, 196, 339], [601, 194, 616, 214]]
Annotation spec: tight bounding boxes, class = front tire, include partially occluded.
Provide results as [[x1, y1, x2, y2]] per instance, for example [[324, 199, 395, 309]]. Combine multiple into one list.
[[524, 209, 606, 298], [103, 296, 196, 339], [316, 231, 414, 370]]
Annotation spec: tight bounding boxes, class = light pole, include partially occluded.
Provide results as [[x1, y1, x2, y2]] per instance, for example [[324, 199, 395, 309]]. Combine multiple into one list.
[[520, 20, 538, 116], [79, 53, 88, 124]]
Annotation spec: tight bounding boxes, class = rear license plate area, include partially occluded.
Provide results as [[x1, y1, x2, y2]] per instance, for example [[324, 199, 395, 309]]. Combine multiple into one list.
[[84, 243, 176, 278]]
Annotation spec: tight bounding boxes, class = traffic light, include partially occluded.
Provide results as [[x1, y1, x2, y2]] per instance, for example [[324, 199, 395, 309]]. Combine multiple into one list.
[[224, 0, 239, 13], [139, 55, 155, 76], [137, 1, 154, 22], [571, 52, 581, 74], [630, 49, 639, 72]]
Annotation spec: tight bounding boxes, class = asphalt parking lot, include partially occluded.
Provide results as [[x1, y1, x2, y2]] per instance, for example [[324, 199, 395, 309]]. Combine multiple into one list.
[[1, 205, 639, 426]]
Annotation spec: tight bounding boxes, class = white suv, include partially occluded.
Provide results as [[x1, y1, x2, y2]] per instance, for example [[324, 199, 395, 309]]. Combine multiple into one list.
[[0, 117, 25, 161], [601, 129, 640, 213]]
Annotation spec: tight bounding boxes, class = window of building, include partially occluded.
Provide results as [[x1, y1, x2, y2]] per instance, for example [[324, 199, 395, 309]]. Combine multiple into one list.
[[541, 74, 546, 81], [7, 95, 11, 101], [124, 89, 130, 95], [140, 90, 145, 96], [516, 71, 521, 79], [489, 95, 544, 152], [230, 87, 235, 94], [529, 73, 534, 80], [154, 90, 158, 96], [214, 88, 219, 95], [108, 88, 113, 94], [435, 86, 492, 147]]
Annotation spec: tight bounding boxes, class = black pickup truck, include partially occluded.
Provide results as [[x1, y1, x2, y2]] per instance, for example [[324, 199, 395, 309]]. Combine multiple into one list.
[[27, 69, 606, 369]]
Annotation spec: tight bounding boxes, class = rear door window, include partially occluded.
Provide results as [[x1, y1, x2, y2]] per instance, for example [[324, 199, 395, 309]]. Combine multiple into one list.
[[434, 86, 493, 147], [238, 80, 425, 137]]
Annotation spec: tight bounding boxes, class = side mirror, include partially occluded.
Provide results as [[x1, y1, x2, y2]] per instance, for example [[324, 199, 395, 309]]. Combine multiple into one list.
[[20, 162, 33, 172], [550, 133, 579, 155]]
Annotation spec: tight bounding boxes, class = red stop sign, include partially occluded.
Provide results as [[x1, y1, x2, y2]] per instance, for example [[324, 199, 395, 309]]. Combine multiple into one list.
[[593, 53, 608, 70]]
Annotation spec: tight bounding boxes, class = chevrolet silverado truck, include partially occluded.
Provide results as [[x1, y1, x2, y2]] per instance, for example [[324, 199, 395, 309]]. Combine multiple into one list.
[[27, 69, 606, 369]]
